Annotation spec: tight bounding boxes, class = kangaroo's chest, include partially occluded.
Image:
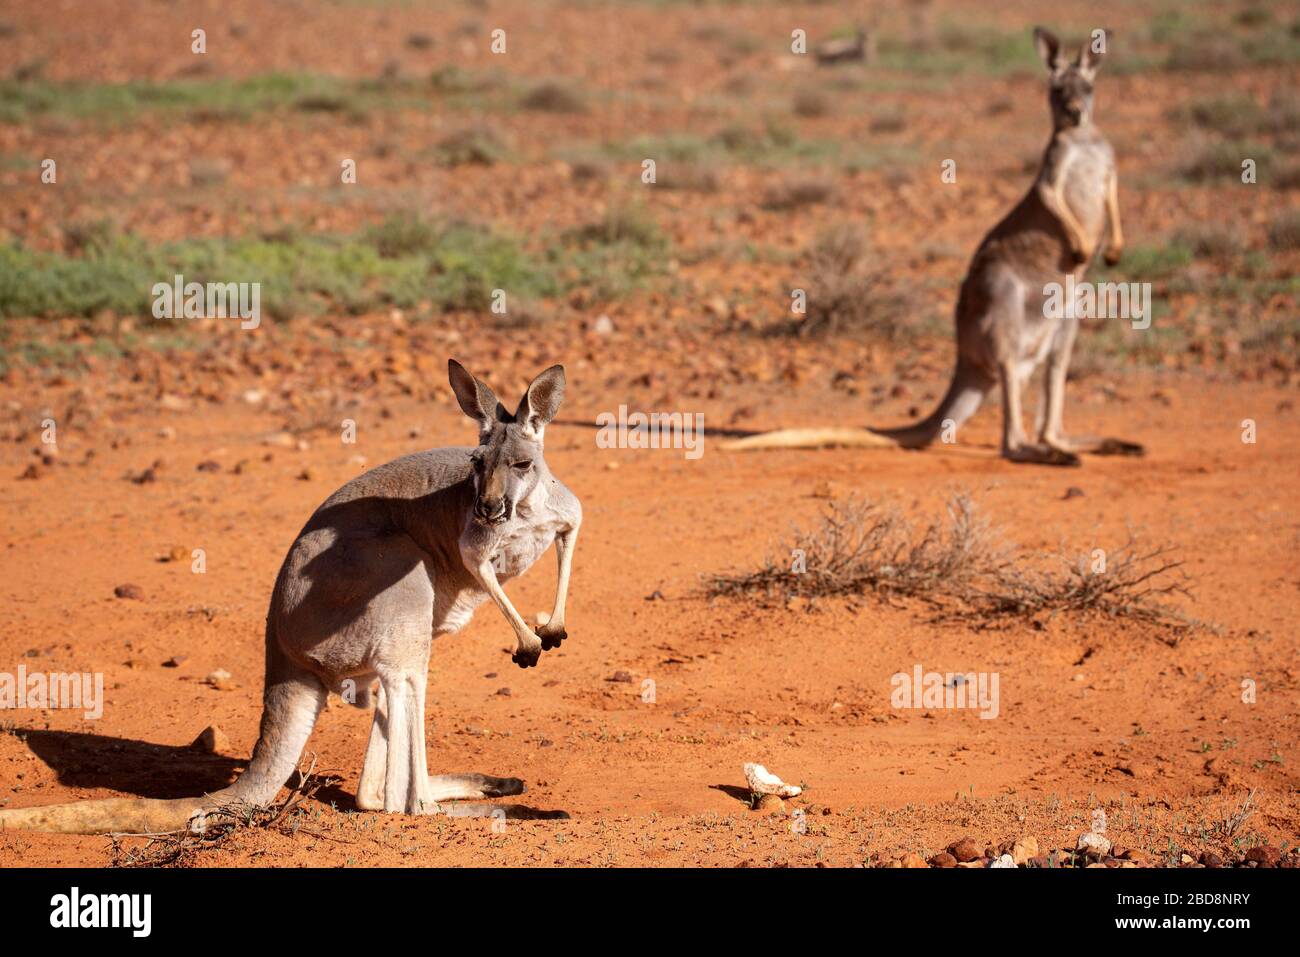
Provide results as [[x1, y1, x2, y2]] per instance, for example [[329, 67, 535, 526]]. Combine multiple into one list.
[[1060, 140, 1112, 232], [490, 517, 561, 581]]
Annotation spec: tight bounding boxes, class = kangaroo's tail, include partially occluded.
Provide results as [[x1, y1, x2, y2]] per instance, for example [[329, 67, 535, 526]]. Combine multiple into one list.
[[0, 619, 327, 835], [721, 361, 994, 453]]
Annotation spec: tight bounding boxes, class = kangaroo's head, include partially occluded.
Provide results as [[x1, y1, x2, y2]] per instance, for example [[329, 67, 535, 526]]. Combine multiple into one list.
[[448, 359, 566, 527], [1034, 27, 1105, 130]]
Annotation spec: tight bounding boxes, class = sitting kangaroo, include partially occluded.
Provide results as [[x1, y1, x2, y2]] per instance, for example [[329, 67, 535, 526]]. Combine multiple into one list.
[[0, 360, 580, 833], [724, 27, 1143, 466]]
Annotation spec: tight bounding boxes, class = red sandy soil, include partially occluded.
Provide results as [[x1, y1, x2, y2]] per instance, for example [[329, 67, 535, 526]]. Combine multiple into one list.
[[0, 0, 1297, 866], [0, 340, 1296, 866]]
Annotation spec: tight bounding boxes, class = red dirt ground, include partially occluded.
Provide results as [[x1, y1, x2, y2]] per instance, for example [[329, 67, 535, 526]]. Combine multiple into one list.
[[0, 0, 1297, 866]]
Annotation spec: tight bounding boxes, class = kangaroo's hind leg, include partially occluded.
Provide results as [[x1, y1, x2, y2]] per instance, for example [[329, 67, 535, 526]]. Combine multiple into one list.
[[1038, 315, 1145, 458]]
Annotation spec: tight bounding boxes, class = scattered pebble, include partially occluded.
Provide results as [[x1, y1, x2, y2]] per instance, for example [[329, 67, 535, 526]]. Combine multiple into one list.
[[113, 583, 144, 600], [190, 725, 231, 754]]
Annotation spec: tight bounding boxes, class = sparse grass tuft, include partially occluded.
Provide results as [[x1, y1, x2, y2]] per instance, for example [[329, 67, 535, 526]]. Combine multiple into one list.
[[1173, 224, 1242, 260], [0, 215, 561, 320], [1176, 141, 1271, 184]]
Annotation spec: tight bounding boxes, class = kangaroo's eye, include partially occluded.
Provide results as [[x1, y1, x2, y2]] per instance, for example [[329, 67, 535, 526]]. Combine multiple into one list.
[[512, 460, 533, 471]]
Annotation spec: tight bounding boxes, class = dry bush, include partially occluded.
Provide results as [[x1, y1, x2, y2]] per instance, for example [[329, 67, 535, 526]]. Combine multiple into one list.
[[1173, 224, 1243, 259], [762, 174, 835, 211], [963, 537, 1196, 632], [1267, 211, 1300, 250], [779, 224, 908, 338], [433, 125, 507, 166], [109, 758, 342, 868], [706, 494, 1202, 637], [521, 81, 586, 113], [658, 162, 721, 192], [705, 494, 1010, 604], [869, 111, 907, 133], [792, 89, 832, 118]]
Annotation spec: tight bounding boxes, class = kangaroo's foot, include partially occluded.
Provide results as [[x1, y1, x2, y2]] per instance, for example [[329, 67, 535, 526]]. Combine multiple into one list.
[[441, 802, 570, 820], [1103, 245, 1123, 267], [1044, 434, 1145, 457], [535, 611, 567, 651], [1003, 442, 1082, 467], [428, 773, 526, 801]]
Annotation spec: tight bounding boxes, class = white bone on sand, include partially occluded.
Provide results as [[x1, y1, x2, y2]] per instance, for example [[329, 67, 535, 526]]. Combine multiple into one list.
[[744, 762, 802, 797]]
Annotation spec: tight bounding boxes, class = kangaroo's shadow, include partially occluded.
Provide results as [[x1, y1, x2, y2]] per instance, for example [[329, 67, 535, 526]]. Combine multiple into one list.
[[11, 729, 244, 799]]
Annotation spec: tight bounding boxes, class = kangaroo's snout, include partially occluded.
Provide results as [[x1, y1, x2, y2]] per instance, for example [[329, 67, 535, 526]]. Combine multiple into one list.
[[474, 495, 511, 525]]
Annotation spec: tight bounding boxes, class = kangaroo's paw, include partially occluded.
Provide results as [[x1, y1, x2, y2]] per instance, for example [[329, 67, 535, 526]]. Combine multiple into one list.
[[536, 625, 567, 651], [1071, 247, 1090, 266], [512, 641, 542, 668], [1005, 443, 1082, 467], [1103, 246, 1123, 267], [534, 611, 567, 651]]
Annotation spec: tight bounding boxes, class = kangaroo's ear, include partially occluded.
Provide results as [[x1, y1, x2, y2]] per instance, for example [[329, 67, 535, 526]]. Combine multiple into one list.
[[1033, 26, 1062, 73], [515, 365, 565, 436], [448, 359, 504, 433], [1077, 29, 1107, 76]]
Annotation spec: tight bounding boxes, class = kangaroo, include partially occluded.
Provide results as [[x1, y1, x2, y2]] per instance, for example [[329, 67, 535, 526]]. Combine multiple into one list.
[[723, 27, 1143, 466], [0, 360, 581, 833]]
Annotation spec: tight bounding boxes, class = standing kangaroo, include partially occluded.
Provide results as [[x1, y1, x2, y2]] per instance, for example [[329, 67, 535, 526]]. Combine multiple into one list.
[[724, 27, 1143, 465], [0, 360, 581, 833]]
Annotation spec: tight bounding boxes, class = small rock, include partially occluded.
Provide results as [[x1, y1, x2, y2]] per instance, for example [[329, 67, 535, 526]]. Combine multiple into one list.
[[899, 852, 927, 868], [956, 860, 986, 869], [607, 671, 634, 683], [592, 314, 614, 335], [1199, 851, 1224, 868], [1062, 486, 1085, 500], [989, 854, 1017, 868], [1012, 836, 1039, 865], [190, 725, 230, 754], [205, 669, 235, 691], [755, 794, 785, 815], [167, 545, 190, 562], [948, 837, 982, 863], [495, 687, 512, 697], [1077, 832, 1111, 857], [196, 460, 221, 472], [162, 656, 187, 668], [113, 584, 144, 600], [927, 852, 957, 868], [1244, 845, 1280, 868]]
